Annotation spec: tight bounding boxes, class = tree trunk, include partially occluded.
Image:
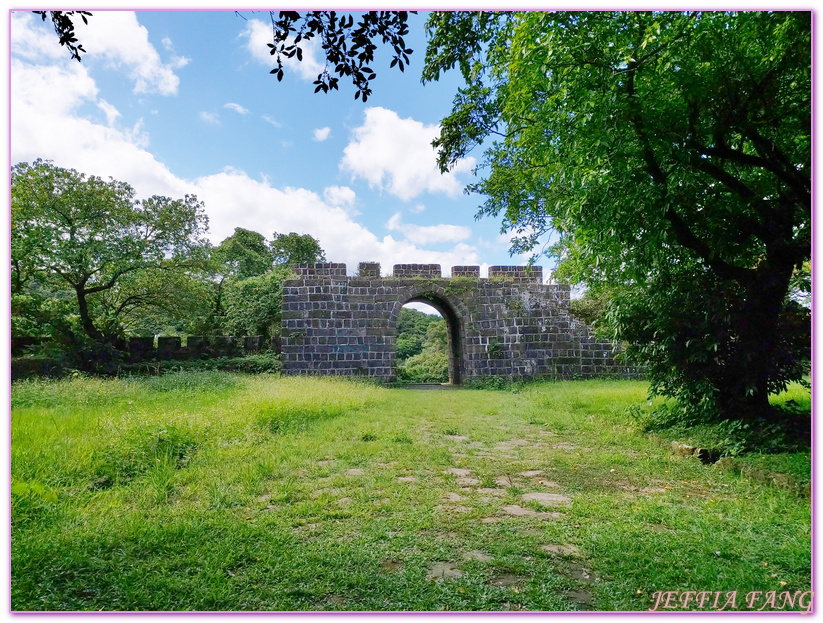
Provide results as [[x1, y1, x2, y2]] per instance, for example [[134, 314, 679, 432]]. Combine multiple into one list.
[[721, 257, 796, 419], [75, 286, 103, 342]]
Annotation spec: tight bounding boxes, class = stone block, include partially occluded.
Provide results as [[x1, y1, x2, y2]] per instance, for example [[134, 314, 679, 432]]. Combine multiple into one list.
[[157, 336, 181, 360], [244, 336, 262, 352], [451, 265, 480, 278], [128, 336, 155, 362], [212, 336, 240, 357], [357, 262, 381, 277], [392, 263, 441, 278]]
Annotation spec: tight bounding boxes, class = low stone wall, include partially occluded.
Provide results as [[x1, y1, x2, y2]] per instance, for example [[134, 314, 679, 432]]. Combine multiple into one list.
[[126, 335, 278, 362], [281, 262, 640, 383]]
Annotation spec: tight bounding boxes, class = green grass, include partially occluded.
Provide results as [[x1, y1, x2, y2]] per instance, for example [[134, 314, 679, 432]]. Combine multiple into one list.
[[11, 374, 811, 611]]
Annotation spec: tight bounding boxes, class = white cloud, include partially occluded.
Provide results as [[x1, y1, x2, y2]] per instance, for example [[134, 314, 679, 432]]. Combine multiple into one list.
[[170, 55, 191, 70], [11, 58, 98, 119], [340, 107, 476, 201], [386, 212, 473, 246], [313, 127, 331, 142], [193, 171, 479, 273], [262, 115, 282, 128], [323, 186, 356, 208], [410, 203, 426, 214], [70, 11, 185, 95], [225, 102, 249, 115], [125, 119, 150, 150], [97, 99, 121, 127], [240, 18, 324, 81], [199, 111, 220, 124], [11, 58, 187, 200], [10, 37, 479, 276], [10, 12, 66, 61]]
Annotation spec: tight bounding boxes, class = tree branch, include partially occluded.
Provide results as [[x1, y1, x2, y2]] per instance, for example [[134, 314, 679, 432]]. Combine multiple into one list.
[[663, 206, 756, 283], [625, 60, 756, 285]]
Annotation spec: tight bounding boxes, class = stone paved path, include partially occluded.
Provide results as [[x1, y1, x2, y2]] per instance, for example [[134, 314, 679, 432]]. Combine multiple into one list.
[[303, 424, 599, 609]]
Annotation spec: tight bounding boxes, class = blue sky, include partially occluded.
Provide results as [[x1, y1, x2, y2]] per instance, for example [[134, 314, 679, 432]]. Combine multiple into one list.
[[9, 10, 556, 279]]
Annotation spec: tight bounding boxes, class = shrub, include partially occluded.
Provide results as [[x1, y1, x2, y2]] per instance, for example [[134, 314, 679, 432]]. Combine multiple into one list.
[[397, 350, 448, 383], [116, 353, 281, 376]]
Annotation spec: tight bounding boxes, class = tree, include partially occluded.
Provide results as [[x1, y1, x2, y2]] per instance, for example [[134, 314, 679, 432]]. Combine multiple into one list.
[[569, 287, 614, 327], [213, 227, 272, 281], [270, 232, 326, 266], [11, 160, 209, 345], [195, 227, 274, 333], [396, 307, 443, 360], [212, 230, 326, 339], [422, 11, 811, 420], [222, 267, 293, 339], [425, 318, 448, 352]]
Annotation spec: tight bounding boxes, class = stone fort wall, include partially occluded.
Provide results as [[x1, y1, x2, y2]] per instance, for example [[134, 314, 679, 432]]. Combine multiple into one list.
[[281, 262, 637, 383]]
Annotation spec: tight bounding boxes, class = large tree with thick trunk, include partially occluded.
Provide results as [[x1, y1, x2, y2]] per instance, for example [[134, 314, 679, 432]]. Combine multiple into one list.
[[11, 160, 209, 346], [422, 11, 810, 420]]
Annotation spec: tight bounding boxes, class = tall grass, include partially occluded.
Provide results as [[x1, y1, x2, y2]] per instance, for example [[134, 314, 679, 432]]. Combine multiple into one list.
[[11, 374, 810, 611]]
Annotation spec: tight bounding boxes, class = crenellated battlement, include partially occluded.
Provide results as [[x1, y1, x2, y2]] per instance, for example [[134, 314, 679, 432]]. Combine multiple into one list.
[[282, 261, 637, 383], [293, 262, 545, 284], [294, 263, 347, 279]]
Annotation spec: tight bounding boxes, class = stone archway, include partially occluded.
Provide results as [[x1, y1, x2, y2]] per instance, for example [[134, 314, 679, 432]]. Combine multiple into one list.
[[394, 292, 464, 385], [280, 262, 635, 383]]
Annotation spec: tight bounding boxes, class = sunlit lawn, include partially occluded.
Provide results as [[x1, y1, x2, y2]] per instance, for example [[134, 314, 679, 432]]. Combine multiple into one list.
[[11, 373, 811, 611]]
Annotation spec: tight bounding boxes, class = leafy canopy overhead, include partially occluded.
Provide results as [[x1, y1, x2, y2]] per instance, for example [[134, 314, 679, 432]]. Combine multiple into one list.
[[424, 11, 809, 282], [423, 11, 810, 418], [250, 10, 415, 101], [37, 10, 415, 101]]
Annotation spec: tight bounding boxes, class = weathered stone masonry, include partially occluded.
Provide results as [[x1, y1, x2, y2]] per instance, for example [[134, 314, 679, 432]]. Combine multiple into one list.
[[281, 262, 636, 383]]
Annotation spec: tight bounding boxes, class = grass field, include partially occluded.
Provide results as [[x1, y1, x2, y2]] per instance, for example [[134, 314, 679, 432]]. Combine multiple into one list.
[[11, 373, 811, 611]]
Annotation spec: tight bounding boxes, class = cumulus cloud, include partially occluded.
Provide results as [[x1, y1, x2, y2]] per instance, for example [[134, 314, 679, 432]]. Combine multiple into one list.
[[224, 102, 249, 115], [323, 186, 356, 208], [10, 12, 66, 60], [313, 127, 331, 142], [10, 22, 480, 275], [240, 18, 324, 81], [67, 11, 186, 95], [11, 58, 186, 200], [340, 107, 476, 201], [385, 212, 473, 246], [193, 171, 479, 272]]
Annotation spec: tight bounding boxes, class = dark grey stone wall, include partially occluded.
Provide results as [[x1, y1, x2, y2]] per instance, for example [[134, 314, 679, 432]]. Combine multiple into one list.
[[281, 262, 638, 383]]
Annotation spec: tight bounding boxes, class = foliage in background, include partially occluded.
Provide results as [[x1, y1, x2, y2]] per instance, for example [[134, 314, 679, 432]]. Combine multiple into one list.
[[270, 231, 327, 266], [568, 288, 614, 328], [397, 349, 449, 383], [423, 11, 811, 421], [395, 308, 443, 361], [222, 267, 294, 339], [11, 160, 210, 369], [11, 163, 325, 370], [395, 308, 448, 383]]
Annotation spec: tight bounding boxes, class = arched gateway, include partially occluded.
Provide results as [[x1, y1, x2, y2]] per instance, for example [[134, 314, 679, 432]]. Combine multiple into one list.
[[281, 262, 633, 384]]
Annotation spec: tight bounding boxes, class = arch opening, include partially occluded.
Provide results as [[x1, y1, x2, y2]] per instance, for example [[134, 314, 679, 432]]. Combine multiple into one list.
[[395, 294, 463, 385]]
